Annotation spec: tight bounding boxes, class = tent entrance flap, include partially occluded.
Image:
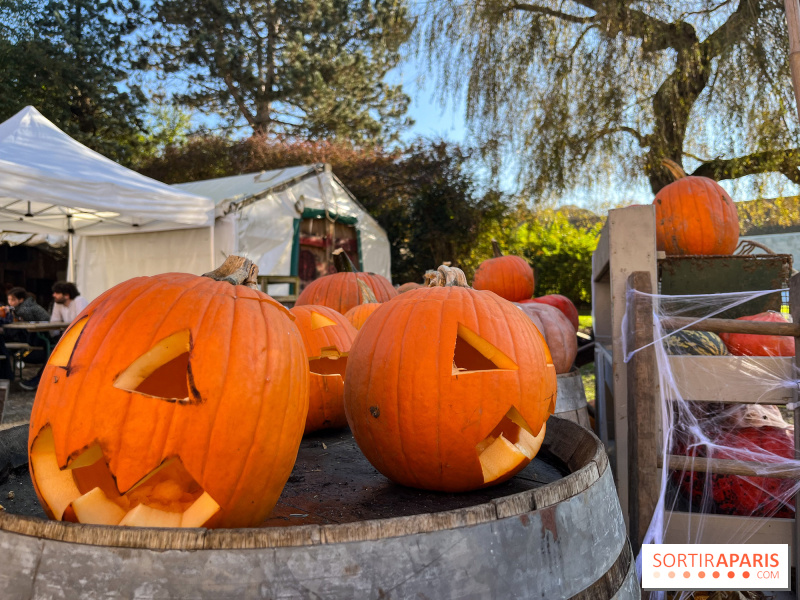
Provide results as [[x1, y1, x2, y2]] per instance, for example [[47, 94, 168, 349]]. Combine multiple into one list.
[[296, 212, 359, 292]]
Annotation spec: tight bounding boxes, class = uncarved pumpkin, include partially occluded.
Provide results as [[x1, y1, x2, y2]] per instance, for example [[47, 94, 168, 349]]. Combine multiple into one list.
[[296, 248, 395, 314], [28, 257, 309, 529], [653, 159, 739, 256], [516, 302, 577, 374], [523, 294, 579, 331], [719, 312, 795, 357], [397, 282, 423, 294], [345, 265, 556, 492], [344, 279, 383, 330], [472, 240, 534, 302], [290, 304, 358, 433]]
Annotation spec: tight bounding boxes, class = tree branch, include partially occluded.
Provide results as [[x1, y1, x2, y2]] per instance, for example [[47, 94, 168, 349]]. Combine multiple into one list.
[[692, 149, 800, 184], [588, 126, 647, 146], [508, 3, 594, 24], [701, 0, 762, 59]]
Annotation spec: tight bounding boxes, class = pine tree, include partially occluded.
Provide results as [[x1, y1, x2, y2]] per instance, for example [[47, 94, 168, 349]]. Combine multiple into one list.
[[147, 0, 413, 145]]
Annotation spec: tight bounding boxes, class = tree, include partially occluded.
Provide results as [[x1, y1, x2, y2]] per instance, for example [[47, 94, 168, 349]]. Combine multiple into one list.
[[420, 1, 799, 195], [0, 1, 147, 165], [146, 0, 413, 145], [137, 136, 509, 282]]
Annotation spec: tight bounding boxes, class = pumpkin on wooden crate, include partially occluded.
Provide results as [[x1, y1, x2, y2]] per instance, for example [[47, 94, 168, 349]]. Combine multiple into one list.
[[290, 304, 358, 433], [520, 294, 580, 332], [516, 302, 577, 374], [28, 257, 309, 529], [718, 311, 794, 357], [345, 265, 556, 492], [653, 159, 739, 256], [472, 239, 535, 302], [295, 248, 395, 314]]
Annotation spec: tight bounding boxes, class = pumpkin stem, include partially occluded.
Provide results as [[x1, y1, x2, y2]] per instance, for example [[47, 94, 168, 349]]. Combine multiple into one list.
[[661, 158, 687, 181], [356, 279, 379, 304], [427, 265, 470, 288], [333, 248, 358, 273], [202, 256, 259, 289], [491, 239, 503, 258]]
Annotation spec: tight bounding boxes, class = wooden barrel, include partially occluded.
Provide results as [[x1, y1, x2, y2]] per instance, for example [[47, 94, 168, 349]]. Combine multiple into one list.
[[0, 417, 637, 599], [555, 370, 592, 429]]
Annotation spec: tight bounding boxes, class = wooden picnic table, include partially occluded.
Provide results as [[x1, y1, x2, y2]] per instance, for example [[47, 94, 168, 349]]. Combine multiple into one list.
[[2, 321, 70, 333]]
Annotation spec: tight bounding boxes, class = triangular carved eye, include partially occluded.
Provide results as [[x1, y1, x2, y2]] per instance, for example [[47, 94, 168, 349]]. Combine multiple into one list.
[[114, 330, 193, 402], [49, 316, 89, 368], [310, 312, 338, 330], [452, 324, 518, 374]]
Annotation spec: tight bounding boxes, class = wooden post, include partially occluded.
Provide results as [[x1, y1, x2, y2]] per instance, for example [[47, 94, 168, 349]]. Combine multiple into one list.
[[786, 0, 800, 122], [789, 272, 800, 595], [626, 271, 660, 555]]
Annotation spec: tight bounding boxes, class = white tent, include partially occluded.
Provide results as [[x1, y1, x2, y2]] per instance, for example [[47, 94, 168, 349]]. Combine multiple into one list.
[[174, 164, 392, 290], [0, 106, 215, 300]]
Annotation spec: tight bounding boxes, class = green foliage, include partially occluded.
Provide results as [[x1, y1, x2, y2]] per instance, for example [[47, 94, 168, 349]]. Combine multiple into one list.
[[420, 1, 799, 196], [137, 135, 509, 283], [460, 207, 602, 306], [0, 0, 147, 166], [146, 0, 413, 144]]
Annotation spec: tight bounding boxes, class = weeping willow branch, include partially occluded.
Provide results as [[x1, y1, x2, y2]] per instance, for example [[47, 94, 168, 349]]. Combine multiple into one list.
[[692, 149, 800, 184]]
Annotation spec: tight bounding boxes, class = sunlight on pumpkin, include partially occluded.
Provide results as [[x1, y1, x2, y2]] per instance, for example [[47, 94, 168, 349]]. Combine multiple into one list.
[[48, 316, 89, 367], [453, 323, 518, 374], [310, 311, 338, 329], [114, 330, 191, 400], [30, 425, 220, 527], [476, 407, 547, 484]]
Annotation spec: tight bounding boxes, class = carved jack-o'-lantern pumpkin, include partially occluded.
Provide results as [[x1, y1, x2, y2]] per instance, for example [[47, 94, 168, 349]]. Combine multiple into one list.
[[28, 258, 309, 529], [344, 266, 557, 492], [290, 304, 358, 433]]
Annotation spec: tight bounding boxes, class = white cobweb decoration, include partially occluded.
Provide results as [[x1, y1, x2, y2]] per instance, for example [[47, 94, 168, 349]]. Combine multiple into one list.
[[623, 287, 800, 600]]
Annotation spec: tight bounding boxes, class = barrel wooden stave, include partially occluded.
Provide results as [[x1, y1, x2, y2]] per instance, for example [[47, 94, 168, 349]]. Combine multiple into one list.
[[0, 417, 638, 599], [555, 370, 592, 429]]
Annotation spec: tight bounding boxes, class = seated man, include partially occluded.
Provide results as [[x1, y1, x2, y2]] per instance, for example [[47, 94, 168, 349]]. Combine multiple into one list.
[[18, 282, 87, 391]]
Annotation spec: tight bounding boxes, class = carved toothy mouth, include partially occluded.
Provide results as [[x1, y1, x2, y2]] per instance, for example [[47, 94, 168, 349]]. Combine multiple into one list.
[[30, 426, 219, 528], [476, 407, 547, 484], [308, 346, 348, 378]]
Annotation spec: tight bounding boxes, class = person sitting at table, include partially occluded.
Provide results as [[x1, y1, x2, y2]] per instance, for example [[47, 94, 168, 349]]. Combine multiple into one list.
[[50, 281, 88, 334], [5, 287, 50, 323]]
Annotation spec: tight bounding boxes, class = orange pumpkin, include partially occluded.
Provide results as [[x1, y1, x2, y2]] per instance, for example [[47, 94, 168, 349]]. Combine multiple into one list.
[[343, 279, 383, 330], [28, 257, 309, 529], [290, 304, 358, 433], [516, 302, 577, 374], [472, 239, 534, 302], [719, 312, 795, 357], [522, 294, 580, 332], [296, 248, 396, 314], [397, 282, 422, 294], [654, 159, 739, 255], [345, 265, 556, 492]]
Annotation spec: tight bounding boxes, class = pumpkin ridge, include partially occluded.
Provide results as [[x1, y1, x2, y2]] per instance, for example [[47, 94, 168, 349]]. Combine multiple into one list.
[[489, 292, 527, 431]]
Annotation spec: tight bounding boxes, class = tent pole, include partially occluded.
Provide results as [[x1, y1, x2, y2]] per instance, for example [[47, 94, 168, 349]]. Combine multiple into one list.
[[209, 223, 216, 270], [786, 0, 800, 122], [67, 233, 75, 282]]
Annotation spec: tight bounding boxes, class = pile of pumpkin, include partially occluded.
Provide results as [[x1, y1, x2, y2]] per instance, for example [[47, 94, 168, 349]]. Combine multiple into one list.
[[651, 158, 795, 519], [26, 244, 580, 529]]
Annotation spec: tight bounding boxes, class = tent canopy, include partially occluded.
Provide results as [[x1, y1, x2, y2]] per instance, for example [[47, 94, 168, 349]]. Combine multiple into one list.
[[0, 106, 213, 237], [175, 164, 392, 281]]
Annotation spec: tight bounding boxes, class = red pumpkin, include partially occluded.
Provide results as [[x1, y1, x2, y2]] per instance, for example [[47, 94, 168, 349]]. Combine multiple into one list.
[[345, 265, 556, 492], [719, 312, 794, 357], [472, 240, 534, 302], [516, 302, 577, 374], [28, 257, 309, 529], [290, 305, 357, 433], [653, 159, 739, 255], [296, 249, 395, 314], [522, 294, 579, 331]]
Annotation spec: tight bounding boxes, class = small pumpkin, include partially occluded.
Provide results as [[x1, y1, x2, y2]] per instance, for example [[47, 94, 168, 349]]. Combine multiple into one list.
[[290, 304, 357, 433], [28, 257, 309, 529], [522, 294, 579, 332], [516, 302, 577, 374], [719, 312, 794, 357], [344, 280, 382, 330], [296, 248, 396, 314], [345, 265, 556, 492], [653, 159, 739, 256], [397, 282, 423, 294], [665, 329, 729, 356], [472, 239, 535, 302]]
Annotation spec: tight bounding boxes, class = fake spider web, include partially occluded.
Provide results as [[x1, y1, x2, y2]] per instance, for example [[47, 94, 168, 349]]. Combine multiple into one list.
[[622, 287, 800, 599]]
